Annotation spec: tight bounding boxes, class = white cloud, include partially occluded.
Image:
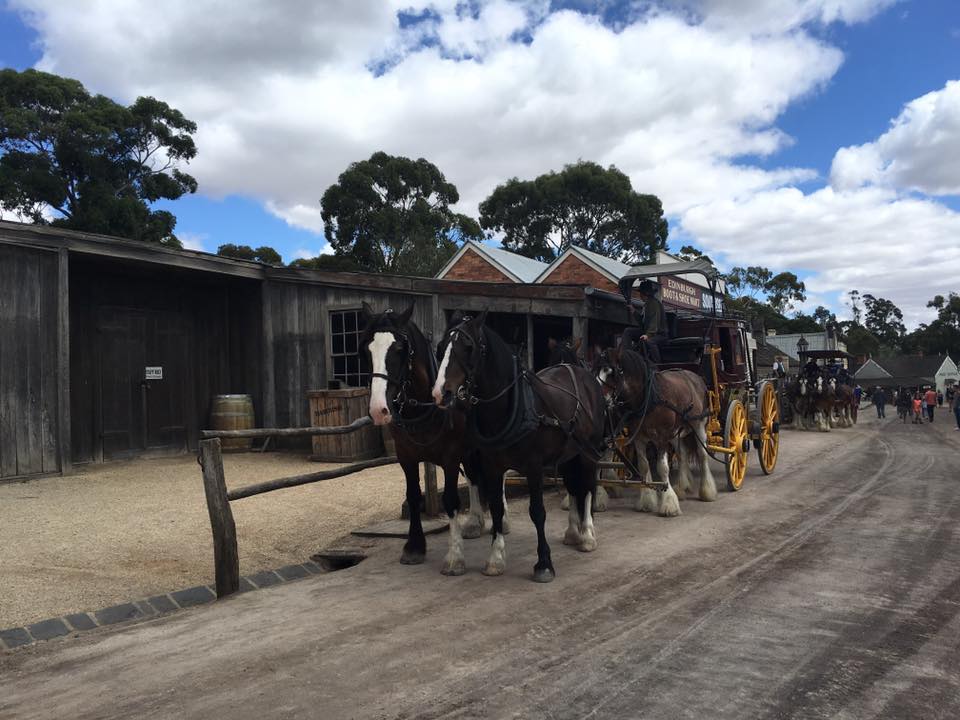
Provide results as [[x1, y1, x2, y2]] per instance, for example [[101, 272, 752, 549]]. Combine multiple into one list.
[[830, 80, 960, 195], [177, 232, 208, 252], [680, 185, 960, 327], [292, 244, 334, 260], [7, 0, 953, 326]]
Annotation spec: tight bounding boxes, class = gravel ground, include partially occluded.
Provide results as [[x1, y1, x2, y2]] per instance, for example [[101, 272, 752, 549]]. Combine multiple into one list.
[[0, 452, 408, 627]]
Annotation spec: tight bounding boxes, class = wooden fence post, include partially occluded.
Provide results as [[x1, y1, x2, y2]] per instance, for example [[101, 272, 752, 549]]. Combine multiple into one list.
[[423, 463, 440, 517], [200, 438, 240, 598]]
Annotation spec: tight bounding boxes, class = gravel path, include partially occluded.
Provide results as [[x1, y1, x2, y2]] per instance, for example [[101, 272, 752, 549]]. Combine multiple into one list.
[[0, 452, 407, 627]]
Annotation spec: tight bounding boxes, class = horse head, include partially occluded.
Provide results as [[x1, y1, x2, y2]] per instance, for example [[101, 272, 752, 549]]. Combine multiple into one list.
[[432, 309, 488, 409], [547, 336, 582, 367], [360, 301, 416, 426], [593, 347, 623, 407], [799, 376, 808, 396]]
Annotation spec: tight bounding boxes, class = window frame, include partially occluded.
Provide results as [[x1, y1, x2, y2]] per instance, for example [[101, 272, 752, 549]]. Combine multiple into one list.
[[327, 306, 370, 388]]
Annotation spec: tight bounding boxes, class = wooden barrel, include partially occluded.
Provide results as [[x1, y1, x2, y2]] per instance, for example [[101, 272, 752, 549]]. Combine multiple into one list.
[[210, 394, 255, 452], [308, 388, 383, 462]]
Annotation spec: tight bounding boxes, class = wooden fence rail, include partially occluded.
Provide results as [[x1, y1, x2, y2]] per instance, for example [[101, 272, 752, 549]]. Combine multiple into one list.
[[198, 418, 436, 599]]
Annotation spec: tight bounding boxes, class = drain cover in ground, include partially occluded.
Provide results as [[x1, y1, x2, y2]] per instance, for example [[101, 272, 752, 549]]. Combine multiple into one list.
[[351, 518, 449, 538]]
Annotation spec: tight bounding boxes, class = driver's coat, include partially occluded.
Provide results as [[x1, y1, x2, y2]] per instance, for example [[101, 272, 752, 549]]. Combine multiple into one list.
[[369, 332, 396, 425]]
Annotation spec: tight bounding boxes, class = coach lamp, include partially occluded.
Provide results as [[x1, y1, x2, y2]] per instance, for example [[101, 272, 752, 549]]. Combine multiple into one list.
[[796, 335, 809, 358]]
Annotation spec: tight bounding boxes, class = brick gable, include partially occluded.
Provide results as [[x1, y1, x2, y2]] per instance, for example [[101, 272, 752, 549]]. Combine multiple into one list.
[[540, 255, 618, 292], [441, 247, 514, 282]]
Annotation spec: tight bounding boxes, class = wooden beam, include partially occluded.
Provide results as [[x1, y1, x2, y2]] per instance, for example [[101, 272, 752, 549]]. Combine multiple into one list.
[[228, 455, 398, 501], [526, 314, 534, 369], [423, 462, 440, 517], [261, 282, 276, 428], [56, 248, 72, 474], [201, 415, 373, 439], [199, 438, 240, 598]]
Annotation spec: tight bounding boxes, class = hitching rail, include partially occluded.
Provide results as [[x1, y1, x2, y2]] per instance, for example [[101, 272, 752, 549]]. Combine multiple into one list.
[[198, 417, 429, 599]]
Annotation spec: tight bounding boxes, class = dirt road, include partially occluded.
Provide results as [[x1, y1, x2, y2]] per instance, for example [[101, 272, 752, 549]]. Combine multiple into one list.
[[3, 415, 959, 719]]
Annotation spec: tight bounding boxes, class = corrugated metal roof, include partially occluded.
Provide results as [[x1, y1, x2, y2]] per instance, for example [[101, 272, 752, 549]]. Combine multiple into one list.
[[479, 243, 549, 283]]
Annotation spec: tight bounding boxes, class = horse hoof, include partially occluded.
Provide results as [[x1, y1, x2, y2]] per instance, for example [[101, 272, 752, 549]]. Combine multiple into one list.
[[460, 515, 484, 540], [399, 548, 425, 565], [533, 567, 555, 583], [578, 535, 598, 553], [563, 527, 581, 546], [440, 558, 466, 576], [634, 490, 657, 513], [482, 562, 505, 576]]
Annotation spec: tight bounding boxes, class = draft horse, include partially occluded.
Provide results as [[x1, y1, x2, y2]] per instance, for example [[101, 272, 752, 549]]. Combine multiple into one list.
[[432, 311, 606, 582], [362, 302, 498, 569], [598, 346, 717, 517]]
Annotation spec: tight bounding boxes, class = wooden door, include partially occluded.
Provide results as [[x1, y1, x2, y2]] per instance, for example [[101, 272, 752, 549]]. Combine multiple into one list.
[[97, 307, 188, 459]]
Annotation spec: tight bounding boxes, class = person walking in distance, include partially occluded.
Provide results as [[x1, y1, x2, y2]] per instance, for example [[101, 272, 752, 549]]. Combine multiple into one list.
[[873, 386, 886, 419], [912, 394, 922, 424], [951, 389, 960, 431], [924, 386, 938, 422], [937, 389, 944, 407]]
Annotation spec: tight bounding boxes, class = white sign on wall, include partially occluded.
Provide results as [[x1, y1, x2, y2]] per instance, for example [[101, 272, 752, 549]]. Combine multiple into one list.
[[145, 366, 163, 380]]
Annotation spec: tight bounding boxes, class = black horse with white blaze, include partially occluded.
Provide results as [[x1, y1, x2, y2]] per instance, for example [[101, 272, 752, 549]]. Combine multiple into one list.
[[362, 302, 488, 569], [432, 311, 606, 583]]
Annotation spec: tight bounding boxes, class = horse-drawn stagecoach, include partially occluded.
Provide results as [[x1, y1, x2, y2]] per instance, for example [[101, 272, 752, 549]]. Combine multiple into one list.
[[360, 257, 783, 581], [609, 259, 781, 492]]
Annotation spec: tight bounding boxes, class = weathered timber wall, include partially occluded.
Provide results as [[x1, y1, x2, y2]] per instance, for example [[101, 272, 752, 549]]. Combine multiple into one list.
[[0, 243, 61, 478], [266, 281, 434, 430]]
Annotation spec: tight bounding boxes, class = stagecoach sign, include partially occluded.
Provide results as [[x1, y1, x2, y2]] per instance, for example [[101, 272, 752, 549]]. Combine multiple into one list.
[[659, 276, 701, 311], [145, 366, 163, 380]]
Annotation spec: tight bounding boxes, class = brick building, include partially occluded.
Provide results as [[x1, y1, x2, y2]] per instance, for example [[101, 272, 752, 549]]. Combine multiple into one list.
[[535, 246, 629, 293], [436, 241, 547, 283]]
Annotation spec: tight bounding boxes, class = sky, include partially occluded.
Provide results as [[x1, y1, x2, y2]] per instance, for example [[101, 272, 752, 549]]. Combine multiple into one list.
[[1, 0, 958, 328]]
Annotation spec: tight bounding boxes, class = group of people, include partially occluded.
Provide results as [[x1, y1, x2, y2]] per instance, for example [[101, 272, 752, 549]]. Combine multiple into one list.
[[883, 385, 960, 428]]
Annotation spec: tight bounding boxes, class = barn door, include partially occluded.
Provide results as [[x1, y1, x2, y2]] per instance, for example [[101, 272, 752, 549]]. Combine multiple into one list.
[[97, 307, 188, 460]]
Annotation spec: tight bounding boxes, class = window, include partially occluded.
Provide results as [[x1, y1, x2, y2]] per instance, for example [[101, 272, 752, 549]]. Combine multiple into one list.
[[330, 309, 370, 387]]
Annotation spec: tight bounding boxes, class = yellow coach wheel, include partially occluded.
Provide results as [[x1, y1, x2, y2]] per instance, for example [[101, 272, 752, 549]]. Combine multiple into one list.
[[725, 399, 748, 491], [757, 381, 780, 475]]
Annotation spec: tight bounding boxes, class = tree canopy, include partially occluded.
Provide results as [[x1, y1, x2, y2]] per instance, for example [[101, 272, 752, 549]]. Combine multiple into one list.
[[216, 243, 282, 265], [0, 68, 197, 247], [725, 265, 807, 316], [320, 151, 482, 276], [862, 293, 906, 348], [478, 160, 668, 263]]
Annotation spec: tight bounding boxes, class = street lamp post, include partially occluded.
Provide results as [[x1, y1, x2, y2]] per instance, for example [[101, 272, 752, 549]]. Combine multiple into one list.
[[797, 335, 809, 361]]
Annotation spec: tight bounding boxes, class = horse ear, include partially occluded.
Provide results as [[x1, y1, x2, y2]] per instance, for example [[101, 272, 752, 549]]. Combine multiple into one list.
[[448, 310, 463, 328], [548, 337, 557, 350], [573, 337, 582, 352], [473, 310, 488, 327], [396, 303, 414, 325], [361, 301, 376, 325]]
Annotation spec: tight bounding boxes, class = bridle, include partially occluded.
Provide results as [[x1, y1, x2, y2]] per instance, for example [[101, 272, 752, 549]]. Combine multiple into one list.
[[443, 318, 523, 408], [368, 324, 435, 425]]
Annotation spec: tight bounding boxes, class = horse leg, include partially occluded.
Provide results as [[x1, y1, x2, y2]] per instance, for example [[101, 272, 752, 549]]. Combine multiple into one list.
[[460, 482, 486, 539], [673, 435, 691, 500], [562, 458, 583, 547], [481, 474, 507, 576], [694, 419, 717, 502], [656, 448, 682, 517], [500, 481, 511, 535], [577, 455, 599, 552], [440, 462, 466, 576], [632, 440, 658, 513], [527, 465, 555, 582], [399, 459, 426, 565]]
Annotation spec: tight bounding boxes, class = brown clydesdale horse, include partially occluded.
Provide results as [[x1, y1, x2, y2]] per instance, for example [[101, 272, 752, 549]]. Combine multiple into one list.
[[599, 346, 717, 516]]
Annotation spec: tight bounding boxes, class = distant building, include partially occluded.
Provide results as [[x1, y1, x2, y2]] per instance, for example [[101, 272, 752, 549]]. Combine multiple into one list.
[[855, 354, 958, 394], [765, 331, 846, 357]]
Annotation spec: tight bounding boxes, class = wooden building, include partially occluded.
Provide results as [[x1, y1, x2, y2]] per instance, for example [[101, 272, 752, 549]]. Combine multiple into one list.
[[0, 221, 633, 481]]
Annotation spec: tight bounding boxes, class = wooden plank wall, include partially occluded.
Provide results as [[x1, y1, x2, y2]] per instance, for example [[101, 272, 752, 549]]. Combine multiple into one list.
[[69, 259, 263, 462], [267, 281, 433, 429], [0, 244, 60, 478]]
